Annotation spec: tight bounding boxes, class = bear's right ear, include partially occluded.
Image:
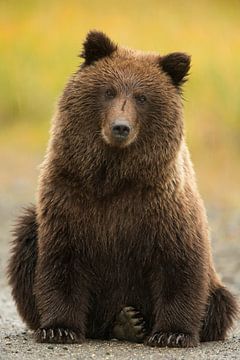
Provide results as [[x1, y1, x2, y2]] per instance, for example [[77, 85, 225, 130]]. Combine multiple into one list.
[[80, 31, 117, 66]]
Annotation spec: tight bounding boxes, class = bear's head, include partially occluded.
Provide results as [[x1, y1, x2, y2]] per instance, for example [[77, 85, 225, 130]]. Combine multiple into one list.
[[56, 31, 190, 183]]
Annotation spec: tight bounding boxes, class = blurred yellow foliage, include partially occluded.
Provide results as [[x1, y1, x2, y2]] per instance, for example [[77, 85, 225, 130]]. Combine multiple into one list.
[[0, 0, 240, 206]]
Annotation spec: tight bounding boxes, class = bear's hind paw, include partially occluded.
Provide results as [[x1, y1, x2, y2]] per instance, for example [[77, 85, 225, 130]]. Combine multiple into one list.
[[112, 306, 146, 342]]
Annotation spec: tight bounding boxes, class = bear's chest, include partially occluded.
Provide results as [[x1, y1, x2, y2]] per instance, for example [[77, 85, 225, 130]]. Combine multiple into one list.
[[74, 188, 162, 262]]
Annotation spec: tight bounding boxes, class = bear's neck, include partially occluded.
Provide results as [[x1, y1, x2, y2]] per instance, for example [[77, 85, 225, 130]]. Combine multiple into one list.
[[47, 138, 185, 200]]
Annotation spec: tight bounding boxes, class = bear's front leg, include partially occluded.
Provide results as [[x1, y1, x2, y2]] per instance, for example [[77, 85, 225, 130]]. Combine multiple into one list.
[[34, 219, 89, 344], [147, 240, 208, 348]]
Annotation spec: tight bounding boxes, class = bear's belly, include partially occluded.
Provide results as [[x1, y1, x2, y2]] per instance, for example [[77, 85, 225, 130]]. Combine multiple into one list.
[[72, 191, 159, 337], [85, 260, 153, 338]]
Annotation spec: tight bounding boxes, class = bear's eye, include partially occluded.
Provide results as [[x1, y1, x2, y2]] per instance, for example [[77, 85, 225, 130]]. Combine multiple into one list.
[[105, 88, 116, 99], [135, 94, 147, 104]]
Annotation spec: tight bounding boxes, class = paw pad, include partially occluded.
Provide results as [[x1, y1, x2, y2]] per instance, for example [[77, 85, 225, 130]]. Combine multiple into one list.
[[113, 306, 146, 342]]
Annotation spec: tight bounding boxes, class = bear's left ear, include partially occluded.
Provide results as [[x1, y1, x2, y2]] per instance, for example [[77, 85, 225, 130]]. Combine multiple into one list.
[[159, 52, 191, 87], [80, 30, 117, 66]]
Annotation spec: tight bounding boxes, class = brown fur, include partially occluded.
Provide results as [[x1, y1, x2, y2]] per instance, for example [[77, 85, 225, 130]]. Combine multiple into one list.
[[8, 31, 238, 347]]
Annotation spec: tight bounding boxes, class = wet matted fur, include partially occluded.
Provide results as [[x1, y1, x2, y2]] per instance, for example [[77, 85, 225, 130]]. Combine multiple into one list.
[[8, 31, 238, 347]]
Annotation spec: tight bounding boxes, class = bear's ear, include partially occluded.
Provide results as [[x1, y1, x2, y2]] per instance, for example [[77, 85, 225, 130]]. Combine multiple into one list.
[[159, 52, 191, 87], [80, 30, 117, 66]]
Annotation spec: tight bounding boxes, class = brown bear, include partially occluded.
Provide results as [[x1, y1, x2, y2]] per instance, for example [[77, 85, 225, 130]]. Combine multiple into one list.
[[8, 30, 238, 347]]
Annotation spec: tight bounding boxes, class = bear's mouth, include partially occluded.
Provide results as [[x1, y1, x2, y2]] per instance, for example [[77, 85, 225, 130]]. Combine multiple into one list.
[[102, 132, 127, 147], [101, 127, 136, 148]]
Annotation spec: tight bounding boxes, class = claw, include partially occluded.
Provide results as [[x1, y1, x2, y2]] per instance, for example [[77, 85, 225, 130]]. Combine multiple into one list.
[[128, 311, 140, 318], [132, 312, 141, 317], [64, 329, 69, 337], [58, 328, 62, 337], [127, 311, 138, 319], [42, 329, 47, 340], [124, 306, 135, 312], [69, 331, 75, 341], [167, 334, 173, 345], [157, 334, 165, 344], [50, 329, 54, 339], [176, 334, 183, 345], [131, 317, 144, 325], [149, 333, 158, 342]]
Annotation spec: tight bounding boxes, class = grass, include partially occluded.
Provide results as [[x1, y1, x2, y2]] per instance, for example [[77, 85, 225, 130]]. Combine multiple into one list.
[[0, 0, 240, 206]]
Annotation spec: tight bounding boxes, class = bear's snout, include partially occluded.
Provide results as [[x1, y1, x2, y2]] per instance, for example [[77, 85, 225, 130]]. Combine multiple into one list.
[[101, 97, 139, 148], [111, 119, 131, 140]]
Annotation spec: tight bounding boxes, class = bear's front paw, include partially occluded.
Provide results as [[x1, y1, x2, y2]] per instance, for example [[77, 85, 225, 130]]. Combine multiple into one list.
[[35, 327, 84, 344], [146, 331, 198, 348]]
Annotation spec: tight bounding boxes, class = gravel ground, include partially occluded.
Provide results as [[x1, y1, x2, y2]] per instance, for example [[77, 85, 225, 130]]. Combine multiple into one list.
[[0, 196, 239, 360]]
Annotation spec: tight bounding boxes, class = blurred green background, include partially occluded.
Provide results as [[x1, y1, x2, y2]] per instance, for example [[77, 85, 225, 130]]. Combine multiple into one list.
[[1, 0, 240, 207]]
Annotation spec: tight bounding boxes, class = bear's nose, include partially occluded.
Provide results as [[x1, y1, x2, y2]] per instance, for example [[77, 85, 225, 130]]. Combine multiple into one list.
[[111, 120, 130, 139]]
